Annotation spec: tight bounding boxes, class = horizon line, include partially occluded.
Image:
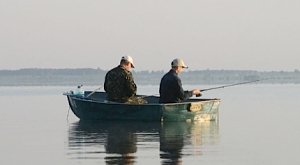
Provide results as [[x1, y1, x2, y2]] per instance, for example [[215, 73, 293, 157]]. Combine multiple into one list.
[[0, 67, 299, 72]]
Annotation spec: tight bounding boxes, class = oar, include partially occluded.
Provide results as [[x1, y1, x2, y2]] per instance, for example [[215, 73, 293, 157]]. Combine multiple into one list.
[[86, 86, 102, 98], [200, 79, 261, 92]]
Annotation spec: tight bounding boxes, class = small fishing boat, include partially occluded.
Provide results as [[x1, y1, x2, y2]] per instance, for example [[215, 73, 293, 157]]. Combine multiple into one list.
[[64, 91, 220, 122]]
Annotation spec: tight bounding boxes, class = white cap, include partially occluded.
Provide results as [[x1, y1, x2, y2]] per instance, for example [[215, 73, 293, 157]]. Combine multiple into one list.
[[171, 58, 188, 68], [121, 55, 135, 68]]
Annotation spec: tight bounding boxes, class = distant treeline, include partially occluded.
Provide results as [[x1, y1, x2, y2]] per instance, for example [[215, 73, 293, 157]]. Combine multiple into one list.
[[0, 68, 299, 86]]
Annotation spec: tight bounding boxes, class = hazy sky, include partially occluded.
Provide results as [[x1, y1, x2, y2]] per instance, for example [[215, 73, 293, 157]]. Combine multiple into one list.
[[1, 0, 299, 71]]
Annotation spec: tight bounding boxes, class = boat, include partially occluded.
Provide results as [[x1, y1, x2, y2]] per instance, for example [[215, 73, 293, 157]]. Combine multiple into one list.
[[63, 91, 220, 122]]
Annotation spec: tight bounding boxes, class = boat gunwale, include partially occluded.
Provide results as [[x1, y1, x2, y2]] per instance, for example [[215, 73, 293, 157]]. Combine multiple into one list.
[[65, 93, 220, 106]]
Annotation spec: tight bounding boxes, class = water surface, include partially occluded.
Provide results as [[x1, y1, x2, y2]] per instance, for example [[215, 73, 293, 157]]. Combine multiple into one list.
[[0, 85, 299, 165]]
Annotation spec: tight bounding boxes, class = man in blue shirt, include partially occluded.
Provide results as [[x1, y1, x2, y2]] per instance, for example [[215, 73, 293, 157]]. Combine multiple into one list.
[[159, 58, 201, 103]]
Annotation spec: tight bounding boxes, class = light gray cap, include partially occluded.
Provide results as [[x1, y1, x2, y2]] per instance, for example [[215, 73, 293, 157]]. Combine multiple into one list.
[[171, 58, 188, 68]]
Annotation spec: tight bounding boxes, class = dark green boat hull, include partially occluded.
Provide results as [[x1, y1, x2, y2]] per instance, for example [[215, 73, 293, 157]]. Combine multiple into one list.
[[65, 91, 220, 122]]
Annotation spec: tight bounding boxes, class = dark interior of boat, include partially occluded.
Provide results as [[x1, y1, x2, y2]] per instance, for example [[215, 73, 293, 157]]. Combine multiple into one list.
[[82, 91, 217, 104]]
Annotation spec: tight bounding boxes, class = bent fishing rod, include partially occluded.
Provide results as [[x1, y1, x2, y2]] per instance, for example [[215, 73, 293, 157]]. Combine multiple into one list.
[[200, 79, 261, 92]]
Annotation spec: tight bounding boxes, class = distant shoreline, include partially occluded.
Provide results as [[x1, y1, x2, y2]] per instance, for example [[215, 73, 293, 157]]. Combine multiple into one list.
[[0, 68, 299, 86]]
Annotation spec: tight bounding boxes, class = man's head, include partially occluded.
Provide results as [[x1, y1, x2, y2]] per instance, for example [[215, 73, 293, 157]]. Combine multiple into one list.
[[171, 58, 188, 68], [120, 55, 134, 71], [171, 58, 188, 73]]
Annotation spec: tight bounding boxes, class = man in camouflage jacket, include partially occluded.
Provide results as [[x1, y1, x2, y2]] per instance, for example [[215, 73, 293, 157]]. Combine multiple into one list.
[[104, 56, 146, 104]]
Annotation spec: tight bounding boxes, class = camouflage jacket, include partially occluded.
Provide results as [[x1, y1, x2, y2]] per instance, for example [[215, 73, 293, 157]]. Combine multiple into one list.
[[104, 65, 137, 102]]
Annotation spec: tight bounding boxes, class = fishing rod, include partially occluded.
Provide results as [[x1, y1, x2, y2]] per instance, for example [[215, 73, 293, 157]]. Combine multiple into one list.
[[144, 79, 262, 98], [200, 79, 261, 92], [86, 86, 102, 98]]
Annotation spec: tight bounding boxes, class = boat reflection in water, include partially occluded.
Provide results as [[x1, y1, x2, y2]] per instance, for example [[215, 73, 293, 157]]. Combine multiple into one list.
[[67, 120, 219, 164], [160, 121, 219, 164]]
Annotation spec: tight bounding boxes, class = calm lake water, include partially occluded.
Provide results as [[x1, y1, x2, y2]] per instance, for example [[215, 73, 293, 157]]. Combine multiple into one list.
[[0, 84, 299, 165]]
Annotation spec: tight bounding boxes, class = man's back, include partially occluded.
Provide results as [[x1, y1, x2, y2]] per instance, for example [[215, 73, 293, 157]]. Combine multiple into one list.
[[104, 65, 137, 102], [159, 70, 185, 103]]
